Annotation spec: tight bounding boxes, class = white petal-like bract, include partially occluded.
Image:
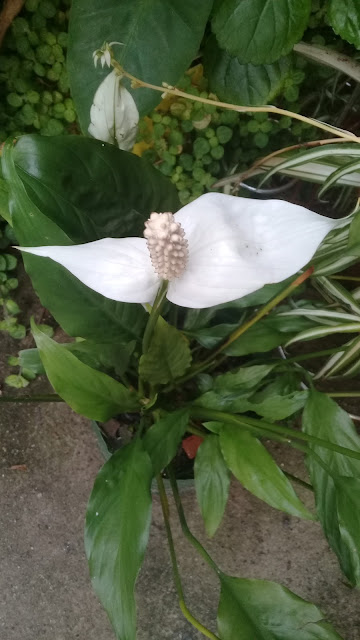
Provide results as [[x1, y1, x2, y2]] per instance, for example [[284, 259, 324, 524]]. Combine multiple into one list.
[[88, 70, 139, 151], [20, 238, 159, 304], [168, 193, 336, 308]]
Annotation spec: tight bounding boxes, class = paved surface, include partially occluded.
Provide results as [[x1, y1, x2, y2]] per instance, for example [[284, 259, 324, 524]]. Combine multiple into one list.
[[1, 392, 360, 640]]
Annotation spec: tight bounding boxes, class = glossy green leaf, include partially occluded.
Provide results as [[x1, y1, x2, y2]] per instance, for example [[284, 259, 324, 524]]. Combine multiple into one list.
[[194, 364, 275, 413], [212, 0, 311, 65], [335, 476, 360, 581], [195, 436, 230, 537], [139, 317, 191, 385], [68, 0, 213, 131], [12, 135, 180, 243], [220, 426, 313, 519], [217, 575, 343, 640], [0, 176, 11, 224], [328, 0, 360, 49], [143, 409, 189, 475], [32, 319, 139, 421], [214, 364, 275, 393], [249, 376, 308, 420], [85, 440, 152, 640], [204, 35, 291, 106], [224, 315, 314, 356], [303, 391, 360, 585], [2, 137, 149, 342]]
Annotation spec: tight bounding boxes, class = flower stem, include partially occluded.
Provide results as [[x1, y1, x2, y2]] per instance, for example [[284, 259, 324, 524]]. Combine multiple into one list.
[[156, 475, 221, 640], [189, 407, 360, 462], [113, 62, 359, 142], [167, 466, 221, 576], [142, 281, 168, 355]]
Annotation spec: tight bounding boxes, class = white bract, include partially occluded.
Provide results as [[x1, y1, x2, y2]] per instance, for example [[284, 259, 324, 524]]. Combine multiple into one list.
[[88, 70, 139, 150], [19, 193, 336, 309]]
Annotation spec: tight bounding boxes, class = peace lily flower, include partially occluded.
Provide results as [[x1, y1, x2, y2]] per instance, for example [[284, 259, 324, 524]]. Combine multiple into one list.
[[19, 193, 336, 309], [88, 69, 139, 150]]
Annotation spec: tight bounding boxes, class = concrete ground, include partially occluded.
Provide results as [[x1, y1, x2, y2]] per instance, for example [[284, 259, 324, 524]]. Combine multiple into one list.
[[1, 387, 360, 640]]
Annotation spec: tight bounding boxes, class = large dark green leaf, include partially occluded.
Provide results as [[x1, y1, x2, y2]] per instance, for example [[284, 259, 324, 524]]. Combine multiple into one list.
[[211, 0, 311, 65], [217, 575, 343, 640], [220, 426, 313, 519], [195, 435, 230, 537], [328, 0, 360, 49], [1, 136, 155, 341], [143, 409, 189, 475], [303, 391, 360, 585], [12, 135, 180, 243], [68, 0, 213, 131], [204, 35, 291, 106], [85, 440, 153, 640], [139, 317, 191, 385], [32, 320, 139, 421]]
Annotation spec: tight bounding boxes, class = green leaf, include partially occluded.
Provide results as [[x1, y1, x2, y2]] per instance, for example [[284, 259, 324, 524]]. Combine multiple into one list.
[[19, 348, 46, 375], [195, 436, 230, 537], [217, 575, 343, 640], [204, 36, 291, 106], [32, 319, 139, 421], [2, 137, 148, 342], [248, 375, 308, 421], [12, 135, 180, 243], [214, 364, 275, 393], [143, 409, 189, 475], [194, 364, 275, 413], [85, 440, 152, 640], [303, 391, 360, 585], [139, 317, 191, 385], [220, 426, 313, 519], [0, 177, 11, 224], [211, 0, 311, 65], [335, 476, 360, 581], [68, 0, 213, 131], [328, 0, 360, 49], [224, 315, 313, 356], [5, 374, 29, 389]]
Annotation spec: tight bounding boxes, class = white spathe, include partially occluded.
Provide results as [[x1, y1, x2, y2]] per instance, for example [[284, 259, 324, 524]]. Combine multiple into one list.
[[19, 193, 336, 309], [88, 70, 139, 151]]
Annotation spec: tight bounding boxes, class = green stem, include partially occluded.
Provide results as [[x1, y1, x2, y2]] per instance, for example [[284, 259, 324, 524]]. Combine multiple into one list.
[[283, 471, 314, 492], [277, 347, 345, 364], [167, 466, 221, 576], [176, 267, 314, 385], [156, 475, 221, 640], [190, 407, 360, 462], [327, 392, 360, 398], [330, 275, 360, 282], [142, 281, 168, 355], [0, 394, 63, 403]]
